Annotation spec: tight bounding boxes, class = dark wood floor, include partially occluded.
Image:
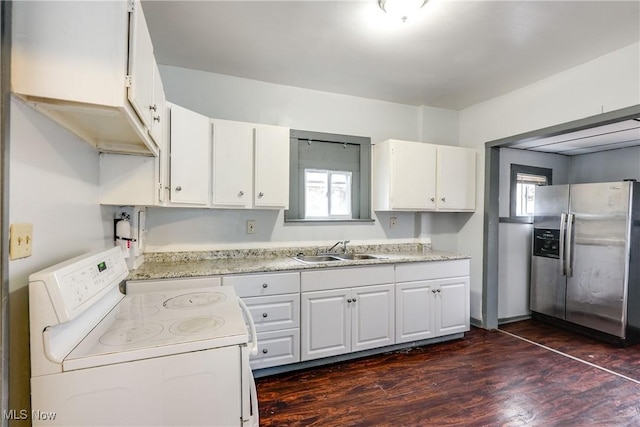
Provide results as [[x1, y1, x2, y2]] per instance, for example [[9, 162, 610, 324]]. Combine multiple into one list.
[[256, 321, 640, 426]]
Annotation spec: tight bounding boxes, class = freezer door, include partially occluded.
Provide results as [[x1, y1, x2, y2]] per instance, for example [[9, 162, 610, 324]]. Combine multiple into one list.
[[530, 185, 569, 319], [566, 182, 631, 337]]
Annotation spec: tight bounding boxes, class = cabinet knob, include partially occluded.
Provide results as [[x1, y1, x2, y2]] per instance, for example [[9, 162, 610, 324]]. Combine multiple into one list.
[[175, 186, 182, 192], [262, 283, 268, 289], [153, 115, 161, 123], [262, 313, 268, 318], [149, 104, 157, 112], [432, 289, 437, 294], [430, 197, 435, 202], [352, 298, 357, 303], [258, 192, 264, 198], [262, 348, 268, 354], [347, 298, 352, 303], [436, 289, 441, 293], [239, 191, 245, 197], [441, 197, 446, 202]]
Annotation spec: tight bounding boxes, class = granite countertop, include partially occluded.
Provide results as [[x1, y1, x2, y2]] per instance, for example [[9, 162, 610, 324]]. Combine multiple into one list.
[[127, 243, 470, 281]]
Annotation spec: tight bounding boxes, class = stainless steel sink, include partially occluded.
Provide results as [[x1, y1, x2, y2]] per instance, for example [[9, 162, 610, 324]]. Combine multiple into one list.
[[294, 255, 342, 263], [293, 253, 381, 264], [334, 253, 380, 260]]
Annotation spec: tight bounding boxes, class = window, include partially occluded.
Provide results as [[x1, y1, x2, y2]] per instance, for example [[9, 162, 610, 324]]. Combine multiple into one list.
[[510, 164, 552, 221], [304, 169, 352, 219], [286, 130, 372, 222]]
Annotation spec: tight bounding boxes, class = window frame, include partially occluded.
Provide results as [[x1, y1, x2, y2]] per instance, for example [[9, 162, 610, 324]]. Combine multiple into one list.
[[286, 129, 372, 223], [509, 164, 553, 223]]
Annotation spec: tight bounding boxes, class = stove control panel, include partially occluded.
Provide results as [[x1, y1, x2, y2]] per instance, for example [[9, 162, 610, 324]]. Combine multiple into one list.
[[29, 247, 129, 323]]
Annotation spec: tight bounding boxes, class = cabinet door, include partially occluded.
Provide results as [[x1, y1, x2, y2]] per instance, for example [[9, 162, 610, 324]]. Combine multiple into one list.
[[169, 104, 210, 205], [127, 0, 155, 130], [301, 289, 350, 361], [391, 141, 436, 210], [254, 125, 290, 208], [352, 284, 395, 352], [395, 280, 436, 344], [436, 277, 470, 336], [436, 146, 476, 211], [148, 61, 165, 149], [212, 120, 253, 207]]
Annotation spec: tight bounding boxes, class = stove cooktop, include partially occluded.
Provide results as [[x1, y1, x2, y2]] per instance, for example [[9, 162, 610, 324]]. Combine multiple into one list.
[[64, 286, 248, 371]]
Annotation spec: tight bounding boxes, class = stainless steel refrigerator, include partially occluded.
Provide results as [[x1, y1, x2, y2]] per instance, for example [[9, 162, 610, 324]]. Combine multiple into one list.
[[530, 181, 640, 344]]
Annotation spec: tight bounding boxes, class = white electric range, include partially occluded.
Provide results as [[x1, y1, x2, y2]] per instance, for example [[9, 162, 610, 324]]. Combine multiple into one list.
[[29, 247, 259, 427]]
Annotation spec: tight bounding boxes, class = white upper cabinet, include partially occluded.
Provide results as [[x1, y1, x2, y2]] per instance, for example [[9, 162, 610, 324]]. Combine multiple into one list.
[[169, 104, 210, 206], [211, 120, 254, 208], [254, 125, 290, 209], [212, 120, 290, 209], [374, 139, 476, 212], [127, 0, 155, 132], [436, 145, 476, 211], [12, 0, 162, 156], [374, 139, 436, 211]]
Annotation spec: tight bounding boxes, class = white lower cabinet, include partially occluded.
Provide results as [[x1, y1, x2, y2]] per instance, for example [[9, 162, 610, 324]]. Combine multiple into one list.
[[300, 266, 396, 362], [395, 260, 470, 344], [223, 272, 301, 370], [301, 284, 395, 361]]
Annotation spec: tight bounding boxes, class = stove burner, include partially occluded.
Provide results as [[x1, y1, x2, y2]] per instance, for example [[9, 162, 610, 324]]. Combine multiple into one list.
[[169, 316, 225, 336], [163, 292, 227, 309], [99, 323, 164, 346]]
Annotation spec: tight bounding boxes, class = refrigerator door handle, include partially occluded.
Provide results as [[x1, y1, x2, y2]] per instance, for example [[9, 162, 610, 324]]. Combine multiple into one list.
[[559, 213, 567, 276], [566, 213, 574, 277]]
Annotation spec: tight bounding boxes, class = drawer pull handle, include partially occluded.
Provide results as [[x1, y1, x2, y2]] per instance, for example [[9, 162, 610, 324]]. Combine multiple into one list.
[[262, 349, 269, 354], [262, 313, 268, 318], [262, 283, 268, 289]]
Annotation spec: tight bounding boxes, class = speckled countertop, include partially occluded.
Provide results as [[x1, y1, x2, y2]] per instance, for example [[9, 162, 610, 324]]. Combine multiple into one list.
[[127, 243, 470, 281]]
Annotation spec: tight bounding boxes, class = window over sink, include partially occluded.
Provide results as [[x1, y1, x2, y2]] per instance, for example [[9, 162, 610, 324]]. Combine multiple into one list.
[[286, 130, 372, 222]]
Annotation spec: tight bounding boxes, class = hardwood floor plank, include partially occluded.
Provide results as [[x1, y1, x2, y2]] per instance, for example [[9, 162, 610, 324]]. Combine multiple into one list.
[[257, 327, 640, 426], [501, 319, 640, 382]]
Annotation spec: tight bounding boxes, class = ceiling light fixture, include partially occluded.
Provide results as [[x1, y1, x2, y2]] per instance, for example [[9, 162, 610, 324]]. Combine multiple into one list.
[[378, 0, 428, 23]]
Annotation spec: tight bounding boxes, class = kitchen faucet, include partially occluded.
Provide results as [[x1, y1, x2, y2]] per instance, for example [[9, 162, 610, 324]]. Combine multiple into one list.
[[326, 240, 350, 254]]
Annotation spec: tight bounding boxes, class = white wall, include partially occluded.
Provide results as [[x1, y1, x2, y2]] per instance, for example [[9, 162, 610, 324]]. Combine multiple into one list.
[[160, 65, 421, 145], [497, 149, 570, 321], [459, 42, 640, 323], [148, 66, 463, 251], [8, 97, 113, 418], [570, 146, 640, 184]]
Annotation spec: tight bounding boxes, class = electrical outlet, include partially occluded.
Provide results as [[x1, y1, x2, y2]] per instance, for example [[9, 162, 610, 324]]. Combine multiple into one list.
[[10, 223, 33, 260], [247, 220, 256, 234], [390, 217, 398, 229]]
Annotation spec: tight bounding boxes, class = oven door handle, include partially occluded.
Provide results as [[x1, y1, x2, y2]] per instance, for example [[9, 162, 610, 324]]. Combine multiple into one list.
[[238, 298, 258, 356]]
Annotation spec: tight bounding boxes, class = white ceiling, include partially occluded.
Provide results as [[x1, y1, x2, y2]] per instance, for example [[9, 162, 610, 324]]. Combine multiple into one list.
[[141, 0, 640, 111]]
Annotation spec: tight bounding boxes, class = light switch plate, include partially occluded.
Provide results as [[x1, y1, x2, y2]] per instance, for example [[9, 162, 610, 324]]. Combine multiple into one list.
[[10, 223, 33, 260]]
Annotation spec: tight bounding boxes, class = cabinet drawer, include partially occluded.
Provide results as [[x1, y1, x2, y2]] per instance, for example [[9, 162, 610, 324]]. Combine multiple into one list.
[[223, 272, 300, 297], [301, 265, 395, 292], [251, 329, 300, 370], [243, 294, 300, 332], [395, 260, 470, 282]]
